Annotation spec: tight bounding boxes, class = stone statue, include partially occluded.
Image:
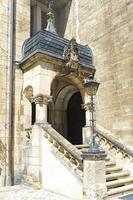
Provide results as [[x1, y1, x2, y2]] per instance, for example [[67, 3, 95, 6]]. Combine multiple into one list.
[[63, 37, 80, 70]]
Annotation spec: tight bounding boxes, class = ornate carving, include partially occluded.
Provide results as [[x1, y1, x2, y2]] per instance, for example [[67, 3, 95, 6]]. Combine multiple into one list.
[[24, 128, 32, 144], [63, 38, 80, 72], [32, 94, 52, 105], [42, 126, 83, 176], [96, 133, 133, 163], [45, 0, 57, 34], [24, 86, 33, 101]]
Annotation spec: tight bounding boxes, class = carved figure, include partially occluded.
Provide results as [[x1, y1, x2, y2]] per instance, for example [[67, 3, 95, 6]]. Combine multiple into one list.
[[63, 38, 80, 70]]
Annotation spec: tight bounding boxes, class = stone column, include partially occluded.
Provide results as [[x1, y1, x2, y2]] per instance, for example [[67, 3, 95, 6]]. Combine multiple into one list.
[[82, 152, 107, 200], [82, 103, 91, 144], [34, 94, 52, 124]]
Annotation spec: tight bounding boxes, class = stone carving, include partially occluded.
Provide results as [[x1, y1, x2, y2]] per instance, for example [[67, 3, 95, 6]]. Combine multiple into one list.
[[24, 128, 32, 144], [43, 125, 83, 176], [45, 0, 57, 34], [23, 86, 33, 101], [63, 38, 80, 71], [32, 94, 52, 106], [96, 133, 133, 163]]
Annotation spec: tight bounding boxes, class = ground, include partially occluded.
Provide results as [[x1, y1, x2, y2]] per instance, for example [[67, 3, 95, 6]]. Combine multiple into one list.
[[0, 185, 73, 200], [0, 185, 133, 200]]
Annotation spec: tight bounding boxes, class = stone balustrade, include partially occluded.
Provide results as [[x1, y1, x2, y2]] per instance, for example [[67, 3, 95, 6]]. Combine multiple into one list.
[[96, 129, 133, 162], [96, 128, 133, 177], [41, 124, 83, 178], [38, 124, 107, 200]]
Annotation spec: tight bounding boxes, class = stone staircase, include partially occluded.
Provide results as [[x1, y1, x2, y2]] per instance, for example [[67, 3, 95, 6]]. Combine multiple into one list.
[[34, 124, 133, 199], [76, 144, 133, 198]]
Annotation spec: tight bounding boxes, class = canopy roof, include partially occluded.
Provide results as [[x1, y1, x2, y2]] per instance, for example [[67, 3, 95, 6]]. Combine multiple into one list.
[[22, 30, 94, 68]]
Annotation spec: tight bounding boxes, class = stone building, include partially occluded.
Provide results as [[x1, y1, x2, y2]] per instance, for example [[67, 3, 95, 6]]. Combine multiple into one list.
[[0, 0, 133, 199]]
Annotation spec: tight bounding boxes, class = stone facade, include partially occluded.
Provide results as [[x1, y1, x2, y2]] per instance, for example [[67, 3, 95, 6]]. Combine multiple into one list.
[[65, 0, 133, 149], [0, 0, 132, 194], [0, 0, 30, 184]]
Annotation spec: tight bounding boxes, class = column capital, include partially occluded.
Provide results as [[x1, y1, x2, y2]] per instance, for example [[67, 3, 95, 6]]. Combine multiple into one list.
[[32, 94, 52, 105]]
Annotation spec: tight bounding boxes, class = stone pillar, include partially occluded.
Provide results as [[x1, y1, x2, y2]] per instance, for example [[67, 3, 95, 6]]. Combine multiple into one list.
[[34, 94, 52, 124], [82, 103, 91, 144], [82, 152, 107, 200]]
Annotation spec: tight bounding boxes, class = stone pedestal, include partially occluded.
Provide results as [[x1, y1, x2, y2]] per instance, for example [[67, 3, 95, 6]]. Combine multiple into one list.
[[82, 152, 107, 200], [34, 94, 52, 124]]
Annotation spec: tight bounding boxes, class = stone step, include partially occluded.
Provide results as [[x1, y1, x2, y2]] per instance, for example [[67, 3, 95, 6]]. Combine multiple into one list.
[[106, 166, 122, 173], [75, 144, 89, 149], [106, 161, 116, 167], [108, 184, 133, 196], [105, 157, 110, 162], [107, 177, 133, 189], [106, 171, 129, 181]]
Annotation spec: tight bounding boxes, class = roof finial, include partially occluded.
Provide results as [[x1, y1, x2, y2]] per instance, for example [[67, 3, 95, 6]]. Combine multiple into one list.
[[45, 0, 57, 34]]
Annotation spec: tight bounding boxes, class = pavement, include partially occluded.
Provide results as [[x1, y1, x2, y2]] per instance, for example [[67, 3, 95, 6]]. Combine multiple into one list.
[[0, 185, 73, 200], [0, 185, 133, 200]]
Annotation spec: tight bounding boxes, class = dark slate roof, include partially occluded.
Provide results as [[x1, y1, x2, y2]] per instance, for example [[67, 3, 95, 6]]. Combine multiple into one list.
[[22, 30, 93, 67]]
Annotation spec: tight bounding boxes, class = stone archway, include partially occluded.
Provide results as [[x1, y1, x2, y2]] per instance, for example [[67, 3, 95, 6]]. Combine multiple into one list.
[[49, 76, 85, 144]]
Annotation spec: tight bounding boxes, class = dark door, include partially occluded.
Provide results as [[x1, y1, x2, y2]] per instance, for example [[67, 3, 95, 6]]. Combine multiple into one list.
[[67, 92, 85, 145]]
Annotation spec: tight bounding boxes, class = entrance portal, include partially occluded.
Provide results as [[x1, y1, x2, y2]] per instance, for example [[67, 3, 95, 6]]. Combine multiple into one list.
[[50, 77, 85, 145], [67, 92, 85, 145]]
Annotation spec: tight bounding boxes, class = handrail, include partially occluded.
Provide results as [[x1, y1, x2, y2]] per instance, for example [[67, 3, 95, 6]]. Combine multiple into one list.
[[39, 123, 83, 162], [96, 128, 133, 158]]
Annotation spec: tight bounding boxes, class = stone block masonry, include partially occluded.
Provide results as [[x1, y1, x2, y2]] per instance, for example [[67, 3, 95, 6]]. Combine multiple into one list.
[[65, 0, 133, 150]]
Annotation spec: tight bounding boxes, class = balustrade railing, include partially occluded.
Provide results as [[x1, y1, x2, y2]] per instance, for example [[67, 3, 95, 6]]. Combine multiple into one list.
[[40, 124, 83, 177], [96, 128, 133, 162]]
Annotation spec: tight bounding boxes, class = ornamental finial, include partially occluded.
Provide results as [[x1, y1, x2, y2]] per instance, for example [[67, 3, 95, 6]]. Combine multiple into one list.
[[45, 0, 57, 34]]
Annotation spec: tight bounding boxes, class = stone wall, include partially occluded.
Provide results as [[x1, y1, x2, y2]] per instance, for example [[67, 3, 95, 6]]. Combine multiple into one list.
[[0, 0, 133, 185], [65, 0, 133, 149], [14, 0, 30, 184], [0, 0, 11, 183], [0, 0, 9, 151], [0, 0, 30, 184]]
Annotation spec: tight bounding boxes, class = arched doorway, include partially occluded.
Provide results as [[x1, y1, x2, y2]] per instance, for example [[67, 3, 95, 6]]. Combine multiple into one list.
[[67, 92, 85, 145], [49, 76, 85, 145]]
